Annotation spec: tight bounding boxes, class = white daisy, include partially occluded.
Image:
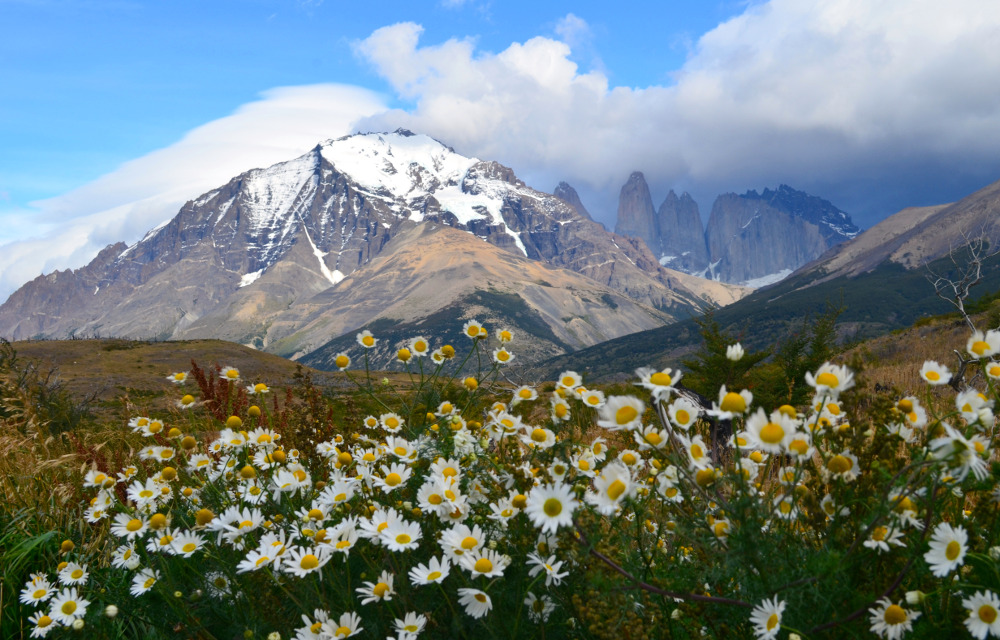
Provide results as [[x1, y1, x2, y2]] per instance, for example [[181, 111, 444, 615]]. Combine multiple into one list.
[[749, 596, 785, 640], [924, 521, 968, 577], [962, 590, 1000, 639], [409, 556, 451, 586], [525, 483, 579, 534], [48, 587, 89, 626], [457, 588, 492, 619], [356, 570, 395, 605], [597, 395, 645, 431], [130, 567, 160, 596], [868, 597, 919, 640]]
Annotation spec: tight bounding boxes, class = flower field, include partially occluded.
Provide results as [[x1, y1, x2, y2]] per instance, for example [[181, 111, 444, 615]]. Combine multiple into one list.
[[1, 319, 999, 640]]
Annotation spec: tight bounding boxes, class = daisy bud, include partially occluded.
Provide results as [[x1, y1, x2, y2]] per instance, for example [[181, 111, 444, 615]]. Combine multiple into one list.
[[726, 343, 745, 361], [104, 604, 119, 618], [248, 406, 261, 418], [268, 634, 281, 640], [905, 590, 926, 605], [226, 416, 243, 429], [989, 546, 1000, 560], [72, 619, 85, 631]]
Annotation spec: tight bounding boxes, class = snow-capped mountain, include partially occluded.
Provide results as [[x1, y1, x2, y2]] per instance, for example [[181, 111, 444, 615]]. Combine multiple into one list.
[[0, 130, 745, 363]]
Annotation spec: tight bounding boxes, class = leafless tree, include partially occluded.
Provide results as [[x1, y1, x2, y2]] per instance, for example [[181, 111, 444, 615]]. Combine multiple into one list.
[[925, 229, 1000, 390]]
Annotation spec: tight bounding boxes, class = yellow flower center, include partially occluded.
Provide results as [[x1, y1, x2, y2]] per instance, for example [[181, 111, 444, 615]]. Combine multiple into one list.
[[872, 526, 888, 541], [815, 372, 839, 387], [428, 494, 442, 505], [126, 518, 143, 532], [461, 536, 478, 550], [767, 613, 779, 630], [946, 540, 962, 561], [300, 554, 319, 570], [622, 453, 637, 465], [828, 455, 852, 474], [310, 622, 323, 634], [649, 372, 672, 386], [335, 626, 351, 638], [759, 422, 785, 444], [519, 389, 533, 399], [362, 335, 374, 347], [37, 615, 52, 628], [884, 604, 907, 625], [675, 409, 690, 425], [32, 588, 47, 599], [395, 533, 411, 545], [474, 558, 493, 573], [720, 392, 746, 413], [543, 498, 563, 517], [531, 429, 548, 443], [925, 370, 940, 381], [695, 469, 716, 487], [645, 432, 662, 446], [475, 593, 487, 603], [61, 601, 77, 615], [606, 479, 627, 501], [972, 340, 990, 356], [373, 582, 390, 597], [70, 569, 83, 579], [335, 355, 349, 368], [414, 340, 427, 352], [426, 571, 442, 581], [979, 605, 998, 624], [616, 405, 638, 425], [690, 443, 704, 459]]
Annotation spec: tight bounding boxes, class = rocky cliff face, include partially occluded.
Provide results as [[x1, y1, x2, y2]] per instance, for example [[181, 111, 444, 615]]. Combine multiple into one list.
[[0, 130, 745, 354], [657, 190, 710, 273], [705, 194, 830, 284], [611, 174, 859, 286], [553, 182, 593, 221], [614, 172, 659, 256]]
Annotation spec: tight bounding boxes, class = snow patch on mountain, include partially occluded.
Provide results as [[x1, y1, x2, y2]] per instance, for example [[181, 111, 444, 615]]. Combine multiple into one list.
[[742, 268, 792, 289]]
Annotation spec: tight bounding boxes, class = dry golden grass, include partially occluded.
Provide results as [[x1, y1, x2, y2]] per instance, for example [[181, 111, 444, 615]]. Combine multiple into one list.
[[12, 338, 349, 402], [844, 311, 994, 396]]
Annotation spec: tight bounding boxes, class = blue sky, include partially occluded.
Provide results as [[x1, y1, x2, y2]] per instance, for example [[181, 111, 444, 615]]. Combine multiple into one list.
[[2, 0, 734, 207], [3, 0, 1000, 298]]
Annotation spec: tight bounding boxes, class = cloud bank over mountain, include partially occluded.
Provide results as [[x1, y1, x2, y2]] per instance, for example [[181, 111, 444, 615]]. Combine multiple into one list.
[[354, 0, 1000, 223]]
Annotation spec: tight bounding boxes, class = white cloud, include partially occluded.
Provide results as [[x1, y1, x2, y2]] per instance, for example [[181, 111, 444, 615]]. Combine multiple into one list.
[[0, 84, 385, 300], [354, 2, 1000, 222], [554, 13, 591, 49]]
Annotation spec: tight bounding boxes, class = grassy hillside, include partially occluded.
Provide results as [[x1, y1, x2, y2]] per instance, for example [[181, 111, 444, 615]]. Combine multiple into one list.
[[541, 249, 1000, 380], [10, 338, 351, 421]]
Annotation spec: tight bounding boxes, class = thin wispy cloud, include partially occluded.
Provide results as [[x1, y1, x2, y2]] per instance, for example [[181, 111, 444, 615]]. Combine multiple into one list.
[[0, 84, 385, 299]]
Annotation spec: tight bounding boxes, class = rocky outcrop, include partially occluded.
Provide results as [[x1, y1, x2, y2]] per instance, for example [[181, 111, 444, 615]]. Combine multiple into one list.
[[553, 182, 593, 221], [705, 194, 829, 283], [657, 190, 709, 273], [614, 172, 659, 256]]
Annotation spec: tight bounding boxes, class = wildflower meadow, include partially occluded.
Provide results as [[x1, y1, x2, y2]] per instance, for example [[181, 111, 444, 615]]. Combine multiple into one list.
[[2, 315, 1000, 640]]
